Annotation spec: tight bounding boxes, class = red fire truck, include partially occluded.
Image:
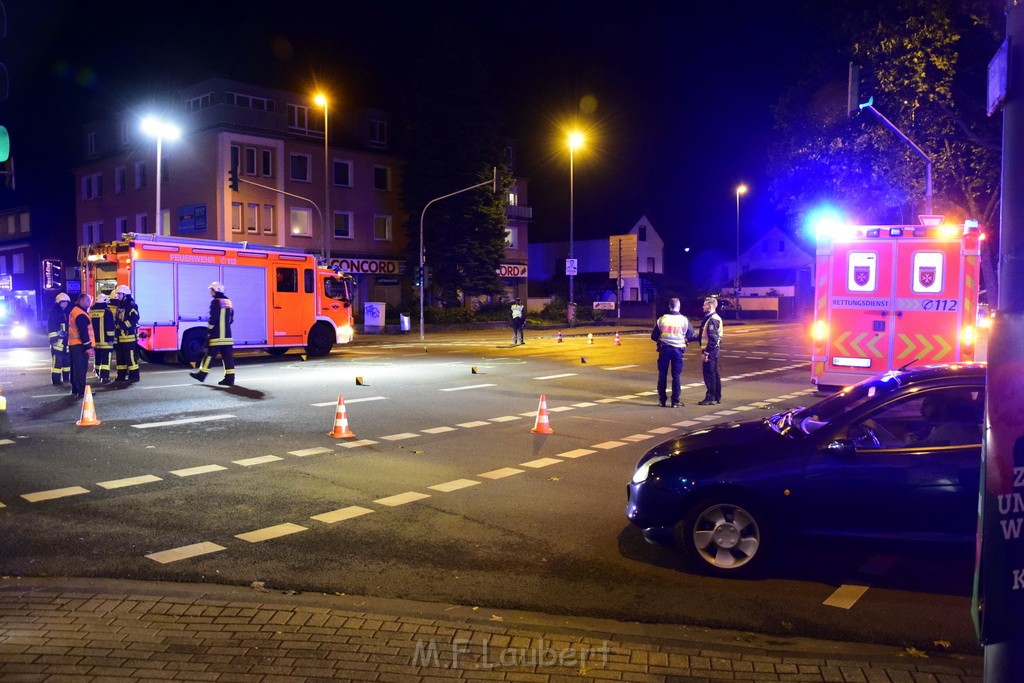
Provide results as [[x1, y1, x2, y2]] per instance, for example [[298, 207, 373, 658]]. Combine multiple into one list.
[[78, 233, 355, 364], [810, 218, 981, 388]]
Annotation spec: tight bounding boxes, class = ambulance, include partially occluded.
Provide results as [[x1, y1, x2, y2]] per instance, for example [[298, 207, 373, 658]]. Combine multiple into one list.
[[78, 233, 355, 364], [810, 217, 981, 388]]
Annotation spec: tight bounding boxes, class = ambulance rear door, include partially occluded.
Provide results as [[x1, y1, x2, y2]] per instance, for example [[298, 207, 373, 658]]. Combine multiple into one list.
[[891, 234, 964, 365]]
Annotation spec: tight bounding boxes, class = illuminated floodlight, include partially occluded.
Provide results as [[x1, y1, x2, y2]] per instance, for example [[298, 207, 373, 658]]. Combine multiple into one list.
[[804, 205, 847, 243]]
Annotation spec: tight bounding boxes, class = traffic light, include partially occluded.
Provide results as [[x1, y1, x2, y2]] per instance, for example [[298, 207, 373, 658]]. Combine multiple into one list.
[[228, 166, 239, 192], [413, 266, 423, 287]]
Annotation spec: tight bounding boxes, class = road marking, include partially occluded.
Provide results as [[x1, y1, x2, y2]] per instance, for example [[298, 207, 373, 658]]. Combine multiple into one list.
[[549, 406, 574, 412], [0, 439, 14, 446], [614, 394, 639, 400], [673, 420, 700, 427], [479, 467, 524, 479], [429, 479, 480, 492], [0, 501, 5, 508], [572, 402, 598, 408], [592, 441, 627, 450], [520, 458, 562, 468], [490, 415, 520, 422], [595, 398, 619, 403], [745, 356, 761, 359], [457, 421, 490, 428], [440, 383, 497, 392], [21, 486, 90, 503], [734, 406, 756, 411], [170, 465, 228, 477], [290, 447, 333, 457], [693, 416, 716, 422], [605, 365, 638, 370], [374, 491, 430, 506], [140, 383, 195, 390], [534, 373, 577, 380], [716, 410, 739, 416], [132, 414, 235, 429], [311, 506, 375, 524], [381, 432, 420, 441], [310, 396, 388, 407], [235, 523, 308, 543], [234, 455, 283, 467], [648, 427, 676, 434], [337, 439, 378, 448], [622, 434, 655, 442], [557, 448, 597, 459], [823, 584, 870, 609], [145, 542, 225, 564], [519, 410, 539, 417], [422, 426, 456, 434], [637, 390, 658, 396], [96, 475, 163, 490]]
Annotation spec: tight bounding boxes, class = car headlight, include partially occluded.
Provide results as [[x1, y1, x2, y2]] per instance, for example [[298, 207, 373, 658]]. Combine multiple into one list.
[[632, 455, 670, 484]]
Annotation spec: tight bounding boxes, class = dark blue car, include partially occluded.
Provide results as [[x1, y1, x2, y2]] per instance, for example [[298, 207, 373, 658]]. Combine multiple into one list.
[[626, 363, 986, 577]]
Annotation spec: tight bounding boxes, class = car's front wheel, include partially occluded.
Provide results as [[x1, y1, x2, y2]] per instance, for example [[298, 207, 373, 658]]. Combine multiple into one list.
[[677, 497, 768, 577]]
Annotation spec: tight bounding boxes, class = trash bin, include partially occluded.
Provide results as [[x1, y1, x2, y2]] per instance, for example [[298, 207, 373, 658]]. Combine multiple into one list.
[[399, 313, 411, 332], [363, 302, 386, 333]]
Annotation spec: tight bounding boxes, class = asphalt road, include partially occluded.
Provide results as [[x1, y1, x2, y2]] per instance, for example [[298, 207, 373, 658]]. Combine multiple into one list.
[[0, 322, 980, 655]]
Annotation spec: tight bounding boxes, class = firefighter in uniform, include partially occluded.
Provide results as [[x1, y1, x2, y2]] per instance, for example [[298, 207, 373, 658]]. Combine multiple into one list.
[[47, 292, 71, 386], [697, 296, 724, 405], [189, 282, 235, 386], [90, 293, 116, 384], [650, 297, 696, 408], [67, 293, 93, 398], [113, 284, 141, 383]]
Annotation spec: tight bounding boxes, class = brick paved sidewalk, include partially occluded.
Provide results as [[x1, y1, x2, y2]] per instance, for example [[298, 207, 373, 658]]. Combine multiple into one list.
[[0, 577, 982, 682]]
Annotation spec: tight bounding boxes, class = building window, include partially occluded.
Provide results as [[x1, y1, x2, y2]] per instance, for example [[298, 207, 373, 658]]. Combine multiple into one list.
[[287, 103, 311, 132], [12, 253, 24, 274], [262, 205, 274, 235], [82, 173, 103, 200], [333, 160, 352, 187], [290, 154, 311, 182], [114, 166, 126, 194], [159, 210, 170, 236], [638, 226, 647, 241], [83, 221, 103, 244], [4, 215, 13, 234], [135, 161, 147, 189], [231, 202, 243, 233], [18, 212, 29, 233], [245, 147, 257, 175], [373, 215, 392, 241], [505, 227, 518, 249], [372, 166, 390, 191], [115, 217, 128, 239], [0, 255, 5, 273], [226, 91, 274, 112], [261, 149, 273, 177], [246, 203, 259, 233], [508, 191, 518, 206], [86, 132, 97, 157], [370, 119, 387, 147], [186, 92, 212, 112], [119, 121, 130, 149], [647, 257, 656, 272], [230, 145, 240, 172], [289, 207, 312, 237], [333, 211, 353, 239], [135, 214, 148, 233]]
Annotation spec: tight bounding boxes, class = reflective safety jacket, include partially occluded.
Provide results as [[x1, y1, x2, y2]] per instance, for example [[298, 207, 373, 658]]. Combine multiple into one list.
[[651, 312, 695, 349], [68, 305, 93, 349], [699, 312, 723, 351], [511, 303, 524, 320], [207, 292, 234, 346], [90, 303, 116, 349], [114, 296, 140, 343], [47, 303, 69, 352]]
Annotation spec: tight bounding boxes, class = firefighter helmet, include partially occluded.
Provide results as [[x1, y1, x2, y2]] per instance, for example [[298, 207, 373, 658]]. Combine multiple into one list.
[[114, 284, 131, 298], [55, 293, 70, 303], [209, 281, 225, 293], [95, 294, 109, 304]]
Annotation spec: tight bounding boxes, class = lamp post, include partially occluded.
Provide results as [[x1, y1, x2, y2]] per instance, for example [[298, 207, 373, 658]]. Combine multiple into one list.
[[314, 93, 330, 262], [567, 130, 584, 327], [734, 183, 748, 320], [141, 117, 180, 235]]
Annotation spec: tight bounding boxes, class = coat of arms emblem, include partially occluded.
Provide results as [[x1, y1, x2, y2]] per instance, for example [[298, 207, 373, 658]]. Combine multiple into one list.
[[853, 266, 871, 287], [919, 266, 937, 288]]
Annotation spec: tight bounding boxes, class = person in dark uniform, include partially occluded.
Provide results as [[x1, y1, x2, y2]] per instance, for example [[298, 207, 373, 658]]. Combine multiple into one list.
[[650, 297, 696, 408], [67, 293, 93, 398], [90, 293, 116, 384], [698, 296, 724, 405], [113, 284, 141, 383], [47, 292, 71, 386], [190, 281, 235, 386]]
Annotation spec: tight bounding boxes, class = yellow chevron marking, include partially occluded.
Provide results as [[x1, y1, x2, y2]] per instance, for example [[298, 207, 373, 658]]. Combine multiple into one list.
[[897, 333, 915, 360], [934, 335, 952, 360], [850, 332, 867, 356], [833, 331, 851, 357], [915, 333, 934, 357], [866, 334, 884, 358]]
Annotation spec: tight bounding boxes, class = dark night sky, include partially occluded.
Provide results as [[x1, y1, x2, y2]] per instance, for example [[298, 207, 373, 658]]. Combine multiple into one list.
[[3, 1, 813, 281]]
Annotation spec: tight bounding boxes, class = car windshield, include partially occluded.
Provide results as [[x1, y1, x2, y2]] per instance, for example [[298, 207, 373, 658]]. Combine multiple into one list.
[[789, 370, 909, 434]]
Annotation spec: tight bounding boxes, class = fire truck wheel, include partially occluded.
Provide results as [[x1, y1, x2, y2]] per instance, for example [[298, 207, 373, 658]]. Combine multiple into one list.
[[179, 328, 209, 365], [305, 323, 335, 357]]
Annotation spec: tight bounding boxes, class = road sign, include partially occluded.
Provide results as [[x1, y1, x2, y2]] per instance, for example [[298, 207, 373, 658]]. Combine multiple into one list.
[[565, 258, 578, 276], [609, 234, 638, 278]]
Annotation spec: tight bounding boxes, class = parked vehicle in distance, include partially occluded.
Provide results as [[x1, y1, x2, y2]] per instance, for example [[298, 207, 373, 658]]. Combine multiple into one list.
[[626, 363, 985, 577]]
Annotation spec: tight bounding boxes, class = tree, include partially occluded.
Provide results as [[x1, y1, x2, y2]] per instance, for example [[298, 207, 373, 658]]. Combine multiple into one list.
[[399, 16, 510, 306], [769, 0, 1003, 298]]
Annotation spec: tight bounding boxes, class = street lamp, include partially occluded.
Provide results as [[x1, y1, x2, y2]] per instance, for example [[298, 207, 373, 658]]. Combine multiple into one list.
[[567, 130, 584, 327], [140, 117, 180, 235], [734, 183, 748, 320], [314, 92, 330, 261]]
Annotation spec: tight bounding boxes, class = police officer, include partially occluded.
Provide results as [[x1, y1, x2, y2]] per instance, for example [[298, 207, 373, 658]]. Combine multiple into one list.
[[90, 293, 116, 384], [46, 292, 71, 386], [113, 284, 141, 383], [651, 297, 696, 407], [698, 296, 724, 405], [189, 282, 235, 386], [511, 298, 525, 346], [67, 293, 94, 398]]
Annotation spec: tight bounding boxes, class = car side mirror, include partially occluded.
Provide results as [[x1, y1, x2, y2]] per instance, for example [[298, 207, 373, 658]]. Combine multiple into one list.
[[825, 439, 857, 457]]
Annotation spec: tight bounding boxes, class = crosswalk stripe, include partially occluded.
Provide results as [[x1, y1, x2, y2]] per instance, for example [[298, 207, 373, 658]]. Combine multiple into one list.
[[235, 523, 308, 543], [21, 486, 90, 503], [96, 475, 162, 490], [374, 491, 430, 506], [169, 465, 228, 477], [429, 479, 480, 492], [233, 455, 284, 467], [311, 506, 374, 524], [145, 542, 225, 564]]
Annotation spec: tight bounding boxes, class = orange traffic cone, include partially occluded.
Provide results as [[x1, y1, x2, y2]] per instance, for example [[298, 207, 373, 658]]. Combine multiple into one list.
[[556, 331, 563, 343], [614, 331, 621, 346], [76, 386, 101, 427], [531, 394, 554, 435], [327, 394, 356, 438]]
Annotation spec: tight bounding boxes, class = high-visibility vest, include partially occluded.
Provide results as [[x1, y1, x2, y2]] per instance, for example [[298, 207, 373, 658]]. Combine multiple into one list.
[[68, 306, 90, 346], [656, 313, 689, 348]]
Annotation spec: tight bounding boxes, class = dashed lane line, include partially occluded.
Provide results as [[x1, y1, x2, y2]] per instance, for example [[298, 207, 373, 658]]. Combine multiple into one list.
[[235, 523, 308, 543], [96, 475, 163, 490], [169, 465, 228, 477], [310, 506, 374, 524], [440, 383, 497, 392], [648, 427, 676, 435], [311, 396, 388, 407], [605, 365, 638, 370], [337, 439, 378, 448], [592, 441, 627, 450], [549, 406, 575, 413], [290, 447, 333, 457], [421, 426, 456, 435], [490, 415, 520, 422], [534, 373, 577, 380], [622, 434, 656, 442], [0, 439, 14, 446], [572, 402, 597, 408], [234, 455, 284, 467], [429, 479, 480, 493], [132, 415, 235, 429], [145, 542, 226, 564], [374, 491, 430, 506], [479, 467, 524, 479], [381, 432, 420, 441], [520, 458, 562, 468], [456, 421, 490, 428], [557, 448, 597, 459], [21, 486, 90, 503]]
